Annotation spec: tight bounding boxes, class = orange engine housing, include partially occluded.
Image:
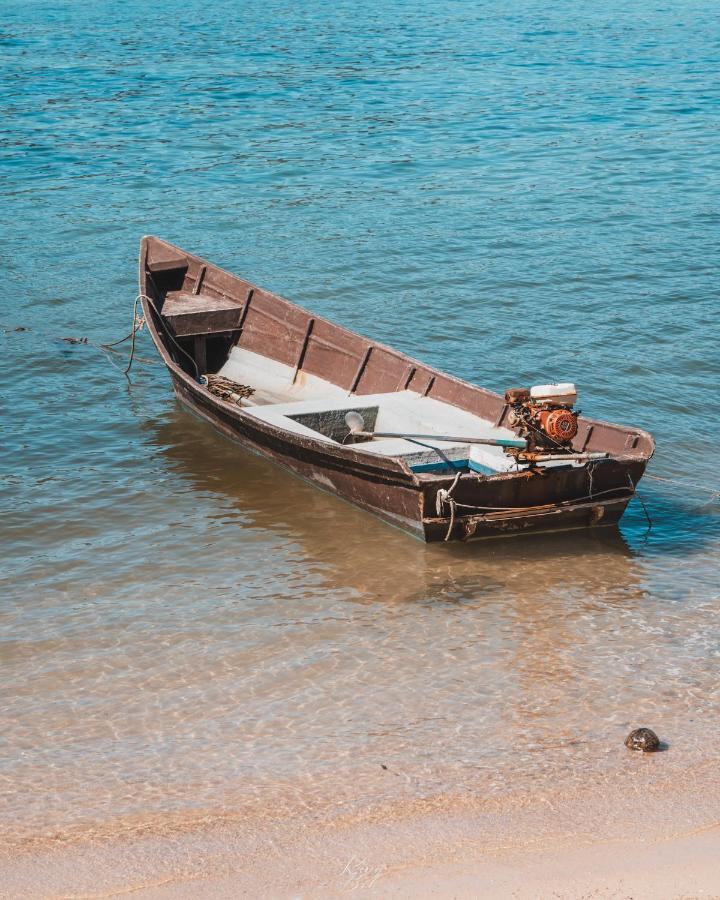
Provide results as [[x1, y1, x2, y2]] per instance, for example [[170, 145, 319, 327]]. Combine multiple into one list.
[[536, 407, 578, 444]]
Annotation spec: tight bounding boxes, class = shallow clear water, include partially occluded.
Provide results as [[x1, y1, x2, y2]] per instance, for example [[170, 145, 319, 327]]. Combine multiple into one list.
[[1, 0, 719, 873]]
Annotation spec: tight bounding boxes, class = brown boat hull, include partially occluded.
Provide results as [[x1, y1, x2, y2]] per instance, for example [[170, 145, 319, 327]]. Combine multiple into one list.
[[169, 370, 644, 543], [140, 236, 654, 544]]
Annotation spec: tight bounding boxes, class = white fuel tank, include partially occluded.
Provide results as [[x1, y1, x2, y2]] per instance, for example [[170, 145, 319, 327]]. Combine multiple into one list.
[[529, 383, 577, 405]]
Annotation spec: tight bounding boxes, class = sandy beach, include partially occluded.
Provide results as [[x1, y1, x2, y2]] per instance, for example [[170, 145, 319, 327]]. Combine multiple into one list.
[[135, 830, 720, 899], [337, 830, 720, 899], [3, 752, 719, 898]]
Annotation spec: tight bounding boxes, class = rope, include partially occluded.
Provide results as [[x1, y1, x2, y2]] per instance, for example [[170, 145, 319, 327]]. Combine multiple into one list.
[[436, 484, 635, 516], [433, 461, 714, 536], [100, 300, 145, 349], [94, 295, 150, 378], [587, 459, 596, 498], [138, 294, 202, 382], [435, 471, 462, 541], [628, 474, 653, 531], [122, 296, 146, 377], [644, 471, 719, 500], [445, 498, 456, 542], [101, 344, 157, 365], [203, 374, 255, 406], [3, 315, 161, 373]]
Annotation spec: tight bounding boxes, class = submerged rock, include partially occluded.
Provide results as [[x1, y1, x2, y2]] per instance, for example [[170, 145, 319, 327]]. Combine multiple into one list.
[[625, 727, 660, 752]]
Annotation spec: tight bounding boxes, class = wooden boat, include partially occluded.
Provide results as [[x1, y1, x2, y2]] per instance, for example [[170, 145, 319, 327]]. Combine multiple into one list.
[[139, 237, 654, 542]]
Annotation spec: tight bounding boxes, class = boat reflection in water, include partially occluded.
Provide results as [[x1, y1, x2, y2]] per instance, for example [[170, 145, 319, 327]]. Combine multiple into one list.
[[147, 406, 642, 610]]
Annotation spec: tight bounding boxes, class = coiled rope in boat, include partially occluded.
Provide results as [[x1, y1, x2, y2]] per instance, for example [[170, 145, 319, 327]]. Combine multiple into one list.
[[202, 374, 255, 406]]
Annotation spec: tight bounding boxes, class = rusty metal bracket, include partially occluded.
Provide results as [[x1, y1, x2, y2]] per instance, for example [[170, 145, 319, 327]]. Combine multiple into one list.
[[580, 423, 594, 451], [193, 264, 207, 295], [349, 346, 372, 394], [292, 317, 315, 385], [399, 364, 416, 391], [494, 403, 508, 428]]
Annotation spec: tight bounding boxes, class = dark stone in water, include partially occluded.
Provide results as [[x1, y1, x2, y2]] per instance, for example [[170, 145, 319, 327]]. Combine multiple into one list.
[[625, 727, 660, 752]]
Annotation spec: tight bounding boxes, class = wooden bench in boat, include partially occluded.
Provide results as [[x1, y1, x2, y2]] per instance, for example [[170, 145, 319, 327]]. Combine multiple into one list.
[[161, 291, 246, 373], [162, 291, 244, 337]]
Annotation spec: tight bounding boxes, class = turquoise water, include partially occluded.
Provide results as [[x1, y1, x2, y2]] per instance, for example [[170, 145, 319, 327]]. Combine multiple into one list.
[[1, 0, 719, 888]]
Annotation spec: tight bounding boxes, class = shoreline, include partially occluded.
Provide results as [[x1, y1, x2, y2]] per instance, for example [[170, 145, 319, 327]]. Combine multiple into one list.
[[3, 757, 719, 899], [342, 827, 720, 899], [135, 827, 720, 899]]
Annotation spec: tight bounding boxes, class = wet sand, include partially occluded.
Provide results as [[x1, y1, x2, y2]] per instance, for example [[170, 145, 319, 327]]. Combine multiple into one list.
[[342, 830, 720, 899], [134, 831, 720, 899], [3, 751, 719, 899]]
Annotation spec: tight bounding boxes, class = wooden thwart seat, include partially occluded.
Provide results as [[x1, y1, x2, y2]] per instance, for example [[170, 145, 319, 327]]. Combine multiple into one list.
[[162, 291, 244, 337]]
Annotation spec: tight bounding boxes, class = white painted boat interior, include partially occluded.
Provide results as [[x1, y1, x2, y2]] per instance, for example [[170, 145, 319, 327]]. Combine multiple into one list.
[[220, 347, 348, 405], [218, 348, 582, 475], [219, 348, 518, 473]]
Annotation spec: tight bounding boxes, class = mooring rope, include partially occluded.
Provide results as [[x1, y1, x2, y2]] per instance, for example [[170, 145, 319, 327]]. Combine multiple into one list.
[[100, 298, 145, 350], [643, 471, 719, 501], [438, 484, 634, 515], [626, 474, 653, 530], [587, 459, 596, 498], [116, 295, 147, 377], [135, 293, 202, 382], [430, 459, 666, 538], [435, 470, 462, 541], [2, 313, 159, 372], [433, 477, 650, 539]]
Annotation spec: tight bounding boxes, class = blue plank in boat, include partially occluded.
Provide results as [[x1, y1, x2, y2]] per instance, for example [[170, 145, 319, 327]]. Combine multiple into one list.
[[410, 459, 469, 473]]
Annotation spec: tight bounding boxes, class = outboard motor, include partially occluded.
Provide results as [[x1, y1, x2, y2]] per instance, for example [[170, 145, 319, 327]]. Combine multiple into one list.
[[505, 383, 579, 453]]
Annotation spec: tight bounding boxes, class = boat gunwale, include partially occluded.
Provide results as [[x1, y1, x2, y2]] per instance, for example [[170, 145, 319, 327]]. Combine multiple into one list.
[[139, 236, 655, 490]]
